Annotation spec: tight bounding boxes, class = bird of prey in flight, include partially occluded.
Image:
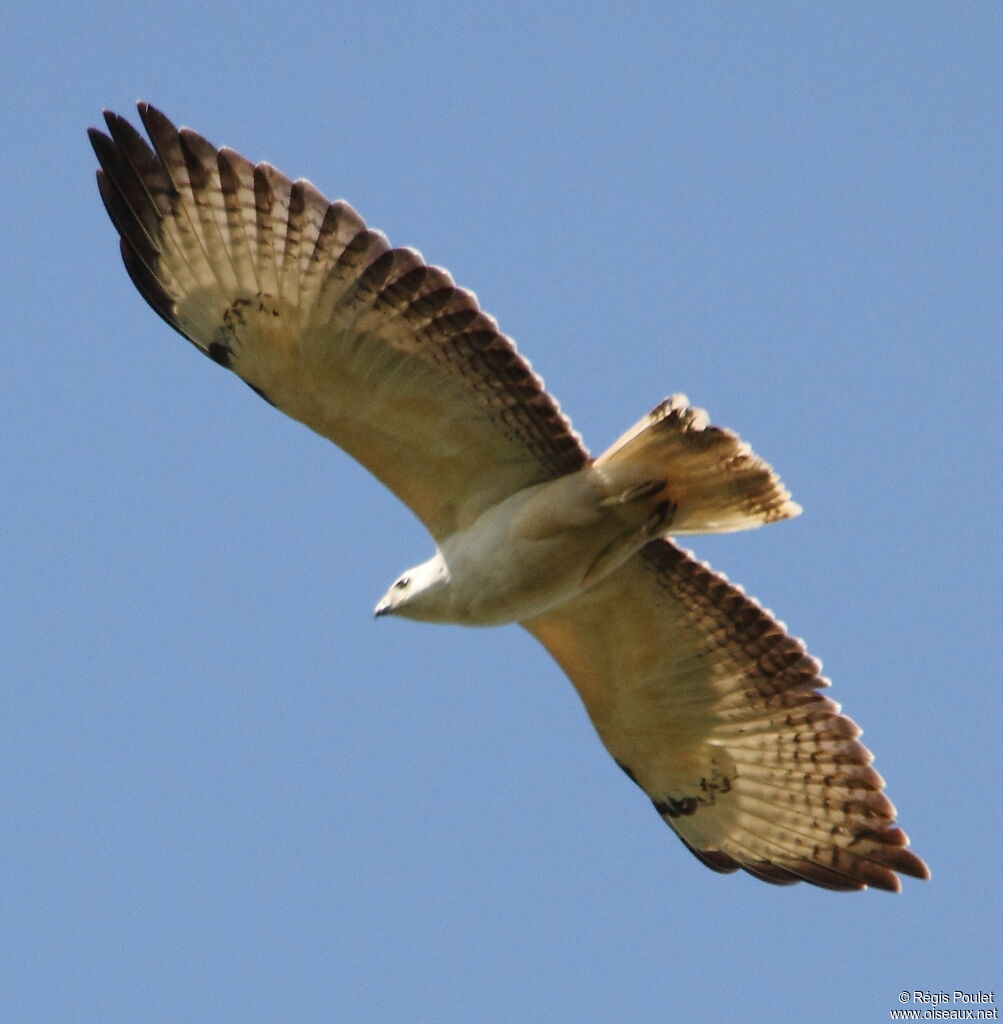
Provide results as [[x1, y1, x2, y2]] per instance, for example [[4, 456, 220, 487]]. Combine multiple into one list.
[[89, 104, 928, 891]]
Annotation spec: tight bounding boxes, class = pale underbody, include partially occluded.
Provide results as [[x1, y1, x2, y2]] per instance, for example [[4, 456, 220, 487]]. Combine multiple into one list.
[[375, 465, 666, 626]]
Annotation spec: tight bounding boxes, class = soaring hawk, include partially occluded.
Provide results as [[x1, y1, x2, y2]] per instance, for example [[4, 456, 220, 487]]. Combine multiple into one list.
[[89, 104, 928, 891]]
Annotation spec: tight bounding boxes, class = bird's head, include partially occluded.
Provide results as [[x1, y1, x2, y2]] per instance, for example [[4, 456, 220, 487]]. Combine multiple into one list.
[[374, 553, 451, 623]]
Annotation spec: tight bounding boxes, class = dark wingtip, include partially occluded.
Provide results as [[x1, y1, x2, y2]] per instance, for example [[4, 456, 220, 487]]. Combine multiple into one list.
[[102, 108, 130, 135], [894, 847, 932, 882], [137, 101, 180, 143], [86, 125, 108, 160]]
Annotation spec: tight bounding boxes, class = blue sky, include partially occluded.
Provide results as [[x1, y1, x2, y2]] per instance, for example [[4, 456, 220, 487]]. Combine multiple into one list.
[[3, 3, 1000, 1021]]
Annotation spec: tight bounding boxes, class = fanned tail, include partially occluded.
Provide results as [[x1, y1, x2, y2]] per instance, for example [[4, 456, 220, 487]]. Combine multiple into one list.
[[595, 395, 801, 534]]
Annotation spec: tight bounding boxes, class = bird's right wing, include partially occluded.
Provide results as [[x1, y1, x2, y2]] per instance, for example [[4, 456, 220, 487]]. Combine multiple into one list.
[[523, 538, 929, 891], [89, 104, 587, 540]]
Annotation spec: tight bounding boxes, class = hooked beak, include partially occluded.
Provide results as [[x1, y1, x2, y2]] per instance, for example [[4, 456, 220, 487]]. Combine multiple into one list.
[[373, 599, 392, 619]]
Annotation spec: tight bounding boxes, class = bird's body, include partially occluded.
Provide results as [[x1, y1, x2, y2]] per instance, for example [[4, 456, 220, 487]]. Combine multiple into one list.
[[89, 103, 929, 891], [379, 462, 669, 625]]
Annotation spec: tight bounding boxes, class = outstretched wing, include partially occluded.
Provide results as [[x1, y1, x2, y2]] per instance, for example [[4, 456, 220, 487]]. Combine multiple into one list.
[[89, 104, 586, 539], [524, 539, 929, 891]]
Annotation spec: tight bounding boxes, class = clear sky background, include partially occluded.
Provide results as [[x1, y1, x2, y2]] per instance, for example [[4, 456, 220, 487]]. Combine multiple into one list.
[[3, 3, 1000, 1022]]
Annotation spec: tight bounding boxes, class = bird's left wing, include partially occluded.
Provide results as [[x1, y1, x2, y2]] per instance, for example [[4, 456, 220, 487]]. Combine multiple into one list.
[[524, 538, 929, 891], [89, 104, 587, 539]]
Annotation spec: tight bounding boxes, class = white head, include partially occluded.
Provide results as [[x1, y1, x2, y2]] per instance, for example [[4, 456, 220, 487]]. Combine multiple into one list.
[[373, 552, 452, 622]]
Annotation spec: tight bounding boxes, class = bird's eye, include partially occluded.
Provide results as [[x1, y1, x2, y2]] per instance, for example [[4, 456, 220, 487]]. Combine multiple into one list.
[[394, 576, 410, 590]]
